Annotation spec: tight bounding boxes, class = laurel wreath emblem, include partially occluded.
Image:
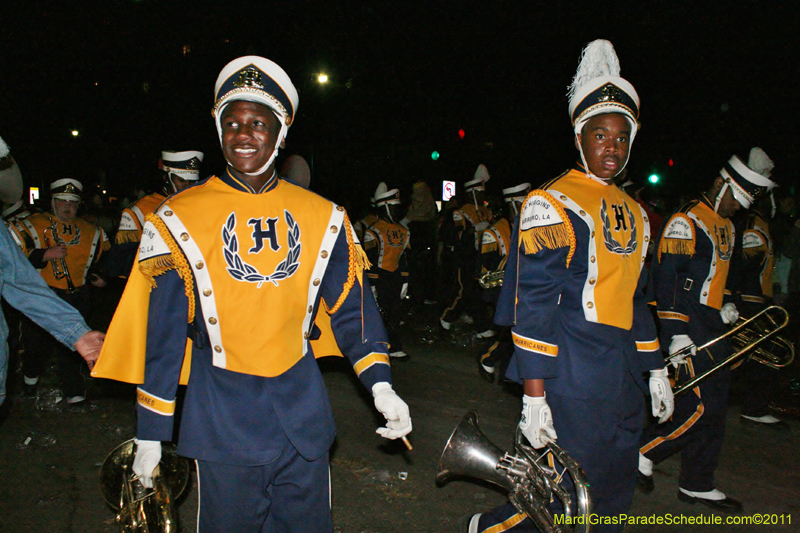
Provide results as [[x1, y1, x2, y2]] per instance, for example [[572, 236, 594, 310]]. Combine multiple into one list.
[[222, 210, 301, 288], [600, 199, 637, 257]]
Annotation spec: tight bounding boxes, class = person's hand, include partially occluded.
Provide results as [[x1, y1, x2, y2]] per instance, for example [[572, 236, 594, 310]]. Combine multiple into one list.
[[43, 245, 67, 261], [372, 382, 412, 440], [668, 334, 695, 367], [649, 368, 674, 423], [75, 330, 105, 370], [474, 221, 490, 232], [519, 394, 557, 448], [400, 282, 408, 300], [89, 273, 107, 288], [720, 302, 739, 325], [132, 439, 161, 489]]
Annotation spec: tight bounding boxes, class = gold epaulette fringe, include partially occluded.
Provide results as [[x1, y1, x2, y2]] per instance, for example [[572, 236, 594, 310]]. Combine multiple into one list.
[[142, 213, 196, 323], [115, 230, 141, 245], [519, 189, 576, 268], [658, 237, 695, 260], [324, 211, 369, 314]]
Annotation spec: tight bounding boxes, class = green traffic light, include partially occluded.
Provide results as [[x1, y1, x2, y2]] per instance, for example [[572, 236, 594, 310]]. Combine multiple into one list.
[[648, 174, 659, 184], [431, 151, 440, 161]]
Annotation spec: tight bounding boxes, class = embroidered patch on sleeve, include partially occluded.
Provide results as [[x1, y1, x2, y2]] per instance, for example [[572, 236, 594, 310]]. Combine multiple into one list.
[[659, 214, 695, 259], [519, 190, 575, 266]]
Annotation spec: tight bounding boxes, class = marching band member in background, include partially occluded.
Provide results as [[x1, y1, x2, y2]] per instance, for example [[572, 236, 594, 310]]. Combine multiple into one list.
[[363, 182, 411, 360], [470, 39, 670, 533], [12, 179, 108, 404], [107, 150, 204, 278], [92, 55, 411, 532], [637, 153, 775, 513]]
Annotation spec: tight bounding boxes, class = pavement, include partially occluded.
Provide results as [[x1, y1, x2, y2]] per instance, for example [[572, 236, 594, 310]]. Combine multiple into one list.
[[1, 296, 798, 532]]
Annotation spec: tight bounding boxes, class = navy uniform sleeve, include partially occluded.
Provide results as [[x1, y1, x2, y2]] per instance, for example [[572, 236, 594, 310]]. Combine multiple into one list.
[[651, 216, 694, 344], [322, 223, 392, 390], [137, 268, 188, 441], [631, 265, 663, 371]]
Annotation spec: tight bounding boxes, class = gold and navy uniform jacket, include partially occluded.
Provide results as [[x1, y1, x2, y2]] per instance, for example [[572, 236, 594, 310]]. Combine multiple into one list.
[[353, 213, 378, 242], [13, 212, 109, 290], [453, 202, 492, 250], [115, 192, 167, 245], [496, 167, 662, 399], [362, 218, 410, 280], [738, 210, 773, 304], [92, 170, 392, 464], [480, 217, 511, 273], [651, 194, 735, 345]]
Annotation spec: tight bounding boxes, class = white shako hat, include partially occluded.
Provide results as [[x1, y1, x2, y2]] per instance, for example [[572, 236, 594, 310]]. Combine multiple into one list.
[[464, 164, 490, 192], [374, 182, 401, 207], [50, 178, 83, 202], [0, 135, 10, 159], [211, 56, 299, 177], [503, 182, 531, 203], [568, 40, 639, 181], [718, 153, 776, 210], [162, 150, 204, 181]]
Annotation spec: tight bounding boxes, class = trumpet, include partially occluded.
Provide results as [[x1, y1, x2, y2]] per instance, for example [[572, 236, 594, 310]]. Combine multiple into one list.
[[437, 411, 591, 533], [478, 269, 505, 289], [667, 305, 794, 397], [44, 219, 78, 294], [99, 439, 190, 533]]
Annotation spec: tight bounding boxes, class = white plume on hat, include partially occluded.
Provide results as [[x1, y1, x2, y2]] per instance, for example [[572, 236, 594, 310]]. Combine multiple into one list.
[[748, 147, 775, 179], [567, 40, 621, 101], [0, 136, 10, 159], [474, 164, 490, 183]]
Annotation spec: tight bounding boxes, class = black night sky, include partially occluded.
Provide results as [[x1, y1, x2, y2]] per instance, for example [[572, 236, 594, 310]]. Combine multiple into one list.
[[1, 1, 797, 211]]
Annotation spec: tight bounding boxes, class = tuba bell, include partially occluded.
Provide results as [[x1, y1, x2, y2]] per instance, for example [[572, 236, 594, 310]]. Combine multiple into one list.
[[667, 305, 794, 397], [99, 439, 191, 533], [437, 411, 591, 533]]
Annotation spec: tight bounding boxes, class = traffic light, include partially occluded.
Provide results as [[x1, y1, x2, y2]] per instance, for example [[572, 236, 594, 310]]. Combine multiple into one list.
[[458, 129, 465, 139], [648, 174, 660, 184], [431, 151, 440, 161]]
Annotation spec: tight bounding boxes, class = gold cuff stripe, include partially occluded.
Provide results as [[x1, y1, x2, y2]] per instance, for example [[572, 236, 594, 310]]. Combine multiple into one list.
[[137, 388, 176, 416], [657, 311, 690, 323], [353, 352, 390, 376], [636, 339, 661, 352], [741, 295, 765, 303], [512, 332, 558, 357]]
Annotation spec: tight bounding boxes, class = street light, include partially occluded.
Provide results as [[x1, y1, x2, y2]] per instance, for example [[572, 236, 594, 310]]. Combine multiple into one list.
[[317, 73, 329, 84]]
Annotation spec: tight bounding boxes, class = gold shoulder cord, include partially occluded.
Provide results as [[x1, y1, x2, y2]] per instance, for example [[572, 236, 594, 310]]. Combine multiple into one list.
[[141, 213, 196, 323], [324, 211, 371, 314]]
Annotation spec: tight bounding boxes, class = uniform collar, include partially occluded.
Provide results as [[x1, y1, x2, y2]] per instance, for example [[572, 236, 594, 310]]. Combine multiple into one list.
[[220, 167, 279, 194]]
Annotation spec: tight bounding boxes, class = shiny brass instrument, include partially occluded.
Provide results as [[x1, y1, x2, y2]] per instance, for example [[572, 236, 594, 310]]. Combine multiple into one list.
[[437, 411, 591, 533], [44, 219, 78, 294], [668, 305, 794, 397], [99, 439, 190, 533], [478, 269, 505, 289]]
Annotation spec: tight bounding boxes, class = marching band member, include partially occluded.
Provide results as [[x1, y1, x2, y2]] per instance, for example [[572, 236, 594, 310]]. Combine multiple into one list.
[[107, 151, 204, 278], [363, 182, 411, 359], [469, 39, 670, 533], [92, 56, 411, 532], [12, 179, 109, 403], [637, 153, 775, 513], [0, 134, 23, 208]]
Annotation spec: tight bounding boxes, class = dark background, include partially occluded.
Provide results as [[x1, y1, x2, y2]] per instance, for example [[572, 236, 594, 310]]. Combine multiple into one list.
[[1, 1, 796, 212]]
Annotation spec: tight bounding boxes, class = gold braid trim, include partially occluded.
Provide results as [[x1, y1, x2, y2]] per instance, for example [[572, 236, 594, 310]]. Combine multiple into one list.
[[142, 213, 196, 323], [657, 214, 696, 262], [115, 229, 141, 245], [520, 190, 576, 268], [324, 212, 371, 314]]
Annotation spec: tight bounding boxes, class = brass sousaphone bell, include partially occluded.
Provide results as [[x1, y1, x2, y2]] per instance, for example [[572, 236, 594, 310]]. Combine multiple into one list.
[[99, 439, 190, 533], [437, 411, 591, 533]]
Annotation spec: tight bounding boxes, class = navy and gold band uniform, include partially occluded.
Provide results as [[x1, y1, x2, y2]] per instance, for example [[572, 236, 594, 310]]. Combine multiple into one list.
[[353, 212, 378, 243], [106, 192, 168, 278], [92, 170, 393, 465], [480, 217, 511, 274], [453, 201, 493, 250], [12, 211, 109, 291], [739, 208, 773, 305], [484, 166, 662, 530], [640, 193, 737, 493], [363, 218, 409, 352]]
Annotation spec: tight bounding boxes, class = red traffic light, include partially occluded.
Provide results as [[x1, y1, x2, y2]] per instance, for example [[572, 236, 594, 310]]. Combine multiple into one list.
[[458, 129, 465, 139]]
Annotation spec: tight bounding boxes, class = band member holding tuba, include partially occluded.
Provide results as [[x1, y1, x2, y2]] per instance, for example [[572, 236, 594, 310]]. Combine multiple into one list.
[[637, 153, 776, 512], [11, 178, 109, 403], [469, 39, 671, 533], [92, 55, 411, 532]]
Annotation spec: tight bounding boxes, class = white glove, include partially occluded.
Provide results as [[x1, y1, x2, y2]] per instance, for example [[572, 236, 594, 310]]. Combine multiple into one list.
[[372, 382, 412, 440], [400, 282, 408, 300], [474, 221, 490, 232], [132, 439, 161, 489], [649, 368, 674, 423], [519, 394, 557, 448], [668, 334, 696, 367], [720, 302, 739, 325]]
